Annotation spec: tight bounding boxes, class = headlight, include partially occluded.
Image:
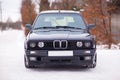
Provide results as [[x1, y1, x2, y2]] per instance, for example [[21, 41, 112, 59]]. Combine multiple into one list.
[[38, 42, 44, 48], [84, 42, 91, 47], [29, 42, 36, 48], [76, 42, 83, 47]]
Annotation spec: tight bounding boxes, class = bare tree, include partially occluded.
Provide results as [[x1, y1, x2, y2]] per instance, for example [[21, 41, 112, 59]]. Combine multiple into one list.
[[82, 0, 117, 48], [35, 0, 50, 12], [50, 0, 77, 10], [20, 0, 37, 36]]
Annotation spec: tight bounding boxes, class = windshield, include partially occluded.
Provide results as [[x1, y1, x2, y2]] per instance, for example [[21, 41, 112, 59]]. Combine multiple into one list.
[[33, 13, 86, 29]]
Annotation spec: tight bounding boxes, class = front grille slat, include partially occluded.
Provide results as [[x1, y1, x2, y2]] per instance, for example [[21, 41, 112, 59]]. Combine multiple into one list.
[[55, 41, 59, 48], [61, 41, 67, 48], [53, 40, 68, 49]]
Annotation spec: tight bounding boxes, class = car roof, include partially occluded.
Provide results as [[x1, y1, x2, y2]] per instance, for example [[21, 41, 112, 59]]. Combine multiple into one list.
[[39, 10, 80, 14]]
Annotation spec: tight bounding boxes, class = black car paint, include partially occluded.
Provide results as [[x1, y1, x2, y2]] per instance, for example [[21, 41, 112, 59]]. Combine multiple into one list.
[[24, 11, 97, 68]]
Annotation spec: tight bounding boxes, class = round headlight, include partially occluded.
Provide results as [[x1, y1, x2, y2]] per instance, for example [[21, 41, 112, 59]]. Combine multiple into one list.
[[76, 42, 83, 47], [38, 42, 44, 48], [29, 42, 36, 48], [84, 42, 91, 47]]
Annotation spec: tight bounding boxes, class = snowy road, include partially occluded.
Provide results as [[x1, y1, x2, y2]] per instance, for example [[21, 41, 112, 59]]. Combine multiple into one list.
[[0, 30, 120, 80]]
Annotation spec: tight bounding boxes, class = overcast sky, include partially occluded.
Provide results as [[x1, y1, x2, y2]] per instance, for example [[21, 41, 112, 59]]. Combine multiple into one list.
[[0, 0, 54, 22], [1, 0, 21, 22]]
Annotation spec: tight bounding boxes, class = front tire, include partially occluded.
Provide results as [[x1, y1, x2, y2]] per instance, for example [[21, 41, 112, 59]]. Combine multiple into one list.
[[24, 55, 34, 68], [89, 54, 97, 68]]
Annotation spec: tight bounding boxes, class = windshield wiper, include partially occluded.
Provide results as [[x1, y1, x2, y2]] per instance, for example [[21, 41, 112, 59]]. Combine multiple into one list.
[[34, 27, 56, 30], [55, 26, 82, 29], [34, 26, 83, 30]]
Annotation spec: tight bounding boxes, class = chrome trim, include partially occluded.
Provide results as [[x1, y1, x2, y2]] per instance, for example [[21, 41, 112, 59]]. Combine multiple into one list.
[[53, 40, 68, 49], [53, 40, 60, 49]]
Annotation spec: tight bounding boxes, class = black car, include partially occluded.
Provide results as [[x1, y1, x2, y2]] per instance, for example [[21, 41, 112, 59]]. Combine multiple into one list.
[[24, 10, 97, 68]]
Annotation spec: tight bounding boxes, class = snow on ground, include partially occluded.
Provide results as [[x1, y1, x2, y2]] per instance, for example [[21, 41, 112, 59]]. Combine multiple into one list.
[[0, 30, 120, 80]]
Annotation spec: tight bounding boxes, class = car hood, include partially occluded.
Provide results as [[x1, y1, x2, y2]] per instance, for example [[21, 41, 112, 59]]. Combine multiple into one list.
[[28, 30, 92, 40]]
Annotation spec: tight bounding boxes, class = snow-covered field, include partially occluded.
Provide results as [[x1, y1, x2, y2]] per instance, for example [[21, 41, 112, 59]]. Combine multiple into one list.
[[0, 30, 120, 80]]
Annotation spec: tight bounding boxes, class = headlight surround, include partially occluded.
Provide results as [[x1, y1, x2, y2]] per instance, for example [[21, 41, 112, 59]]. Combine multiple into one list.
[[76, 42, 83, 47], [84, 42, 91, 47], [29, 42, 36, 48], [38, 42, 44, 48]]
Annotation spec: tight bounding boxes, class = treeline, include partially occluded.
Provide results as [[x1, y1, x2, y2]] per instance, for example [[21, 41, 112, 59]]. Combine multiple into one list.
[[20, 0, 120, 48], [0, 21, 21, 31]]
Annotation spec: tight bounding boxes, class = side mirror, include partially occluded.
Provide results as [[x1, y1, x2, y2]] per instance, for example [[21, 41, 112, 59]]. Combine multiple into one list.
[[25, 24, 32, 30], [87, 24, 95, 30]]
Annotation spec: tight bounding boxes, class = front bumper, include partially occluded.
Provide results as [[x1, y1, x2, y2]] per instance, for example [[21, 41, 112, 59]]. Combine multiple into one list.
[[25, 49, 96, 66]]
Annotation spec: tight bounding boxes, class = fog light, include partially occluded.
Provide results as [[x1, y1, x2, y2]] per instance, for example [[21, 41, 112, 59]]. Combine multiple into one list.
[[30, 51, 36, 54], [85, 56, 91, 60], [84, 51, 91, 54], [29, 57, 36, 61]]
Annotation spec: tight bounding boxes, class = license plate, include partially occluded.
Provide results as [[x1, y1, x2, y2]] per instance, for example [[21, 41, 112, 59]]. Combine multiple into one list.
[[48, 51, 73, 56]]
